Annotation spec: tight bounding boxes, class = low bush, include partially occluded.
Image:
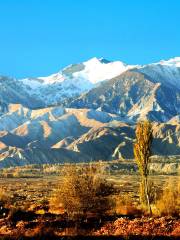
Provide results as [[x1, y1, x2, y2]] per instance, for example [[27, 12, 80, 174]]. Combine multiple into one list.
[[50, 164, 115, 223]]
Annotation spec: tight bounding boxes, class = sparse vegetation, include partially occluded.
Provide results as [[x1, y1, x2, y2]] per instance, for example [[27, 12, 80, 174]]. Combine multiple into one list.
[[0, 187, 11, 205], [51, 164, 115, 224], [115, 192, 142, 216], [155, 181, 180, 217], [0, 163, 179, 238], [0, 188, 11, 218]]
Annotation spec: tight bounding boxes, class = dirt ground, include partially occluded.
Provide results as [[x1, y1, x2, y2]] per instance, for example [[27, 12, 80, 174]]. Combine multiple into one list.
[[0, 175, 179, 239], [1, 174, 179, 207]]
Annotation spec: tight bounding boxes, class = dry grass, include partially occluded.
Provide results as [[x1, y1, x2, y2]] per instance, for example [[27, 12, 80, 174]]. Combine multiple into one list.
[[0, 187, 12, 210], [155, 181, 180, 217], [0, 172, 179, 238], [0, 188, 10, 203], [50, 164, 115, 222], [115, 193, 142, 216]]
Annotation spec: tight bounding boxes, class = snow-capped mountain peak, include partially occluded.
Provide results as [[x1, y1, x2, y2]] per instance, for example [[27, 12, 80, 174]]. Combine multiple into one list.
[[158, 57, 180, 67], [16, 57, 136, 106], [73, 57, 136, 84], [1, 56, 180, 110], [34, 57, 136, 85], [138, 57, 180, 89], [38, 57, 111, 85], [19, 57, 137, 100]]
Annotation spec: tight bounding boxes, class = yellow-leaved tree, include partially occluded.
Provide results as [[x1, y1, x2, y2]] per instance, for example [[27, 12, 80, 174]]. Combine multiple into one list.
[[134, 120, 153, 214]]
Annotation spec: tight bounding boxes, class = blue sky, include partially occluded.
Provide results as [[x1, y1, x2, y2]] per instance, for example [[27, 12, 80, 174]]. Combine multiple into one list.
[[0, 0, 180, 78]]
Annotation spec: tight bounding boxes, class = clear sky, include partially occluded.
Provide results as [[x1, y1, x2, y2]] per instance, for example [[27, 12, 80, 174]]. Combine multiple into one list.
[[0, 0, 180, 78]]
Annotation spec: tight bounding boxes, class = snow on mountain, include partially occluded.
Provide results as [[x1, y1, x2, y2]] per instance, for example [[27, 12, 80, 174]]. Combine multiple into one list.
[[38, 72, 65, 84], [22, 57, 134, 86], [72, 57, 136, 84], [156, 57, 180, 67], [21, 56, 180, 97], [16, 57, 135, 106], [138, 57, 180, 89], [0, 56, 180, 111], [29, 57, 135, 85]]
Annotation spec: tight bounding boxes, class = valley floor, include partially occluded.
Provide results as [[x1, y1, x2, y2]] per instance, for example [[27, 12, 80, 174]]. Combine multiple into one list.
[[0, 174, 179, 239]]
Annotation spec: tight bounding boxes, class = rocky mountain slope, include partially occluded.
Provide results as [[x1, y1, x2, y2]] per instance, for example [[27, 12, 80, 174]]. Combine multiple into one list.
[[0, 58, 134, 110], [63, 70, 180, 122], [1, 56, 180, 120], [0, 57, 180, 168], [0, 104, 179, 168]]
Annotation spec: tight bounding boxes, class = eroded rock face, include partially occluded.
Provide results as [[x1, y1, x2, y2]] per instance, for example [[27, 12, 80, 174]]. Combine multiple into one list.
[[64, 71, 180, 122], [0, 103, 179, 168]]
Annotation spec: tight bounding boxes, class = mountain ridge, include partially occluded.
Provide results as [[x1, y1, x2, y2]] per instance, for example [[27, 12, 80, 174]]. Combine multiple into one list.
[[0, 104, 179, 168], [0, 56, 180, 168]]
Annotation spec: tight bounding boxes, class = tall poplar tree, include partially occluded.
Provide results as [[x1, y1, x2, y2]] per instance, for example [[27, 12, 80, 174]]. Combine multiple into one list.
[[134, 120, 153, 214]]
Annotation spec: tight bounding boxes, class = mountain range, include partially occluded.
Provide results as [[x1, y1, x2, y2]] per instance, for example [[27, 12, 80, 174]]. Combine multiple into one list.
[[0, 57, 180, 168]]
